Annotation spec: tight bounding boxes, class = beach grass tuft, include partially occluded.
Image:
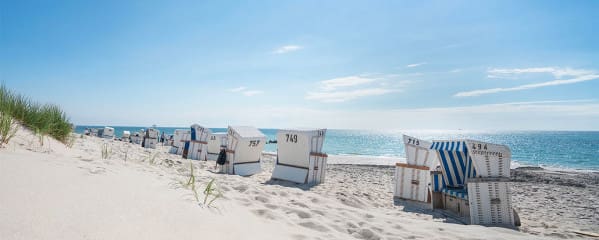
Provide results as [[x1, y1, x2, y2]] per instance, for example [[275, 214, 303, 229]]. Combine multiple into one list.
[[203, 178, 223, 207], [0, 113, 18, 146], [0, 84, 72, 143], [101, 143, 111, 159]]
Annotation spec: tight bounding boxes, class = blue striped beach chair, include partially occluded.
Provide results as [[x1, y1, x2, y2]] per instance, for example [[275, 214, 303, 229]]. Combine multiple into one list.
[[182, 124, 210, 160], [429, 139, 517, 227]]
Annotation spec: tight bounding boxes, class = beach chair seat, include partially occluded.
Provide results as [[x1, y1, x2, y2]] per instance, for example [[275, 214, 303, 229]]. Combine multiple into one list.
[[442, 188, 468, 200], [271, 129, 327, 184]]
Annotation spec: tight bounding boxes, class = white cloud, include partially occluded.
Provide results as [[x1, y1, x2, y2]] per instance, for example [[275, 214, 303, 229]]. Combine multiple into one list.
[[227, 86, 263, 97], [306, 88, 399, 103], [406, 62, 427, 68], [488, 67, 595, 79], [228, 86, 246, 92], [456, 67, 599, 97], [242, 90, 264, 97], [272, 45, 302, 54], [319, 76, 379, 91], [306, 74, 408, 102]]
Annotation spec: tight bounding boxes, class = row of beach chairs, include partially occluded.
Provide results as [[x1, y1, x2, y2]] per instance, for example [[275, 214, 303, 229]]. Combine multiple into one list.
[[87, 125, 518, 228], [168, 124, 328, 184]]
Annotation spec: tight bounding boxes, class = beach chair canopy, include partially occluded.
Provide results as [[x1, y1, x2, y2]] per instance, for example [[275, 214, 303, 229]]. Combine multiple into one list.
[[403, 135, 436, 167], [430, 140, 511, 188], [122, 131, 130, 138], [227, 126, 266, 164]]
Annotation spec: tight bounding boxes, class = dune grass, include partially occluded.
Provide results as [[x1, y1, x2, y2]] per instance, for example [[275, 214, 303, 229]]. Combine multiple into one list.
[[101, 143, 111, 159], [0, 113, 18, 147], [0, 84, 72, 143]]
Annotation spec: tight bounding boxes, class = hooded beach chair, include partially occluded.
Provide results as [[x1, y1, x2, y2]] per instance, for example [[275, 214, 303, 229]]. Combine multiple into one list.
[[169, 129, 191, 155], [142, 128, 159, 149], [121, 130, 131, 142], [182, 124, 210, 160], [271, 129, 328, 184], [393, 135, 438, 203], [206, 132, 227, 160], [219, 126, 266, 176], [429, 139, 516, 227], [130, 131, 143, 144], [98, 127, 115, 139]]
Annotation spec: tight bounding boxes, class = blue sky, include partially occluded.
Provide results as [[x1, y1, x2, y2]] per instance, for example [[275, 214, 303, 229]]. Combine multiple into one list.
[[2, 0, 599, 130]]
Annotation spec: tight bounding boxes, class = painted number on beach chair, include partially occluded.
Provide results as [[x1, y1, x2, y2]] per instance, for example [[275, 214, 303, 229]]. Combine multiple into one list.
[[407, 138, 420, 145], [210, 136, 216, 140], [248, 140, 261, 147], [471, 143, 488, 150], [285, 134, 298, 143]]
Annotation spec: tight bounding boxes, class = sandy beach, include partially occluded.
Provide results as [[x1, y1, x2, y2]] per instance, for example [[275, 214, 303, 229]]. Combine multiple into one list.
[[1, 126, 598, 240]]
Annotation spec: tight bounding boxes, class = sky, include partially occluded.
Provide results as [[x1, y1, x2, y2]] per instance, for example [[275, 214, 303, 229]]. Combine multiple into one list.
[[1, 0, 599, 130]]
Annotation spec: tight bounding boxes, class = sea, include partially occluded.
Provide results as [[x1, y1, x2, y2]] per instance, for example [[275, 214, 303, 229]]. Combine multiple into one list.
[[75, 126, 599, 171]]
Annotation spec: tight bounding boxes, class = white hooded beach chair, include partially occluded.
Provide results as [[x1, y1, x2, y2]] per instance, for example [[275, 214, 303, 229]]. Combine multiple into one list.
[[169, 129, 191, 155], [98, 127, 115, 139], [130, 131, 143, 144], [393, 135, 438, 203], [142, 128, 159, 149], [219, 126, 266, 176], [429, 139, 516, 227], [182, 124, 210, 160], [207, 132, 227, 160], [271, 129, 328, 184], [121, 130, 131, 142]]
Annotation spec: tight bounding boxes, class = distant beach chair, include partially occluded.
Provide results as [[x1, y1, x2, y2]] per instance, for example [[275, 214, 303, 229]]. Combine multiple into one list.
[[121, 130, 130, 142], [130, 131, 143, 144], [207, 132, 227, 160], [393, 135, 438, 204], [429, 139, 517, 227], [219, 126, 266, 176], [142, 128, 159, 149], [97, 127, 115, 139], [271, 129, 328, 184], [169, 129, 191, 155], [182, 124, 210, 160]]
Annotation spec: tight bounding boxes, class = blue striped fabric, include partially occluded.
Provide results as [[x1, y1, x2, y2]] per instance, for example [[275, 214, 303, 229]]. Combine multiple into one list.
[[184, 126, 197, 153], [442, 188, 468, 200], [430, 141, 477, 188], [431, 172, 445, 192]]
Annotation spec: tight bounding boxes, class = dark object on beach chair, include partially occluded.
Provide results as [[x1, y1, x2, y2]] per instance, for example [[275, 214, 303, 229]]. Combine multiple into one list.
[[216, 149, 227, 165]]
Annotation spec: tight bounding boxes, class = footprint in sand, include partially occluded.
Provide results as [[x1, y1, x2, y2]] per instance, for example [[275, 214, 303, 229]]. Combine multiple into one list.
[[291, 234, 308, 240], [351, 228, 380, 240], [298, 221, 329, 232], [290, 201, 309, 208], [251, 208, 278, 220], [254, 195, 270, 203], [285, 208, 311, 219], [232, 184, 249, 193]]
